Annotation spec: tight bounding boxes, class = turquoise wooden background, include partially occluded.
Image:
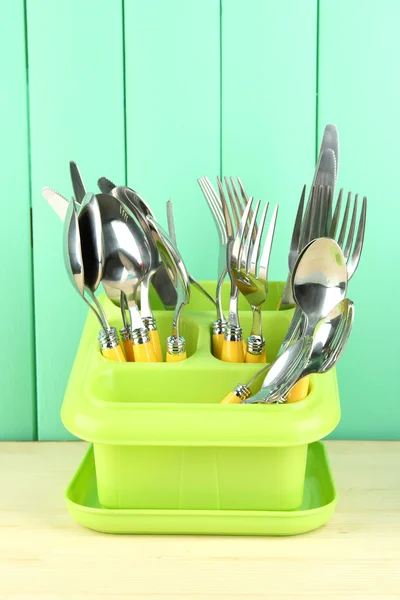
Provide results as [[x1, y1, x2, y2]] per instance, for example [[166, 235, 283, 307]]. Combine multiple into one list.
[[0, 0, 397, 440]]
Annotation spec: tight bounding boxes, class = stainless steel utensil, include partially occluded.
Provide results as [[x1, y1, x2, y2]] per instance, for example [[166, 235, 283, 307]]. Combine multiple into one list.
[[78, 192, 104, 295], [97, 193, 158, 362], [98, 177, 178, 311], [146, 216, 190, 361], [111, 186, 163, 361], [286, 298, 354, 402], [280, 149, 337, 309], [242, 336, 314, 404], [197, 176, 229, 355], [98, 176, 117, 195], [63, 197, 125, 362], [69, 160, 86, 205], [292, 237, 347, 338], [230, 197, 278, 362], [220, 362, 271, 404], [42, 186, 131, 322], [314, 124, 339, 186], [278, 187, 366, 357], [42, 186, 69, 220], [166, 199, 216, 307]]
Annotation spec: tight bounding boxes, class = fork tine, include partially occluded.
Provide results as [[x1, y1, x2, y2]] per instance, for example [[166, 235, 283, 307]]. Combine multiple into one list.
[[243, 199, 261, 273], [258, 204, 278, 283], [237, 177, 250, 204], [299, 186, 314, 249], [217, 176, 234, 238], [309, 186, 320, 242], [324, 186, 333, 236], [249, 200, 268, 276], [347, 196, 367, 279], [337, 191, 351, 248], [198, 177, 227, 243], [230, 176, 250, 238], [236, 177, 258, 242], [329, 188, 343, 239], [201, 177, 227, 241], [343, 194, 358, 261], [232, 198, 253, 271], [230, 177, 245, 217], [317, 185, 326, 236], [224, 176, 240, 230], [290, 185, 306, 254]]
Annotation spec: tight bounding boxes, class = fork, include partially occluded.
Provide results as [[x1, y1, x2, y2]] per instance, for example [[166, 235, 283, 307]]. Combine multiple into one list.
[[197, 176, 229, 358], [279, 148, 337, 309], [197, 175, 253, 360], [278, 186, 367, 358], [230, 197, 278, 362], [277, 184, 333, 356], [166, 199, 216, 307]]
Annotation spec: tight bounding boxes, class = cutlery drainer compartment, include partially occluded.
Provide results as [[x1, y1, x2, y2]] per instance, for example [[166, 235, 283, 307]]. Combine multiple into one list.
[[62, 281, 340, 515]]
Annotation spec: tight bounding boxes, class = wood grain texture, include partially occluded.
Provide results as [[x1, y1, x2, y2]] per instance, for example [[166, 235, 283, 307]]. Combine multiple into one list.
[[221, 0, 317, 281], [0, 441, 399, 598], [26, 0, 126, 439], [123, 0, 221, 281], [318, 0, 400, 439], [0, 2, 36, 440]]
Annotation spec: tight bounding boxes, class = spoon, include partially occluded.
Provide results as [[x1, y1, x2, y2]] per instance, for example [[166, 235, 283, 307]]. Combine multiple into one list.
[[97, 193, 158, 363], [292, 237, 347, 337], [69, 165, 159, 362], [63, 197, 125, 362], [99, 176, 178, 311], [286, 298, 354, 402], [112, 186, 163, 361], [146, 216, 190, 362], [242, 336, 314, 404]]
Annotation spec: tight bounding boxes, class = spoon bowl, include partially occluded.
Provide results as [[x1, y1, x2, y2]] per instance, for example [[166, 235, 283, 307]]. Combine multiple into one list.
[[292, 237, 348, 337]]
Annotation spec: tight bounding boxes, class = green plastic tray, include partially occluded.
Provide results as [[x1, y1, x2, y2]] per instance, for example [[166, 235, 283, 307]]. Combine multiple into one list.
[[61, 281, 340, 517], [66, 442, 337, 536]]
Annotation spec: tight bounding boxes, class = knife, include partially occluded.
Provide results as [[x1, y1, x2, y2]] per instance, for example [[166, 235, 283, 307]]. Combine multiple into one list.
[[313, 124, 339, 192]]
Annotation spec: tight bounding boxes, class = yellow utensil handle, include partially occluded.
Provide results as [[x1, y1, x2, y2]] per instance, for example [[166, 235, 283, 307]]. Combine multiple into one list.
[[220, 391, 242, 404], [102, 344, 126, 362], [122, 339, 135, 362], [245, 349, 267, 363], [286, 375, 310, 403], [149, 329, 163, 362], [166, 350, 187, 362], [212, 333, 224, 360], [133, 340, 158, 362], [221, 340, 245, 363]]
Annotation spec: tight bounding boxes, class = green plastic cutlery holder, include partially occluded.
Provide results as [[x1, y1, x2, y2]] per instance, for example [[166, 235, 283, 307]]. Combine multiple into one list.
[[61, 281, 340, 512]]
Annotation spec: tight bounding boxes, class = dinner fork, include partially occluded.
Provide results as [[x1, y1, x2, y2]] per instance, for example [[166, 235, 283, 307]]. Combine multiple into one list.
[[197, 175, 253, 359], [279, 148, 337, 309], [278, 186, 367, 358], [231, 198, 278, 362], [277, 184, 333, 357]]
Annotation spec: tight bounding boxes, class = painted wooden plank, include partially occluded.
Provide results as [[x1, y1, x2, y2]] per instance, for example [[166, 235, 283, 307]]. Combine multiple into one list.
[[26, 0, 125, 439], [0, 2, 36, 440], [222, 0, 317, 282], [318, 0, 399, 439], [123, 0, 221, 281]]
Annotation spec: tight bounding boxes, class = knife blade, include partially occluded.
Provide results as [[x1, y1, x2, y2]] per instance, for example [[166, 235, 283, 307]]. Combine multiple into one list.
[[314, 124, 339, 192]]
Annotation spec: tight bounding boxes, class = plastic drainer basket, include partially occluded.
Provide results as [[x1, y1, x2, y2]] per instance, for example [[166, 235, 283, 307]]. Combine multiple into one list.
[[62, 281, 340, 535]]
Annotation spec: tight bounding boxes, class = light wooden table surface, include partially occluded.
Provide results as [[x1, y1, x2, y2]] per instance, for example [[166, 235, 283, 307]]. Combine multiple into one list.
[[0, 441, 399, 600]]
